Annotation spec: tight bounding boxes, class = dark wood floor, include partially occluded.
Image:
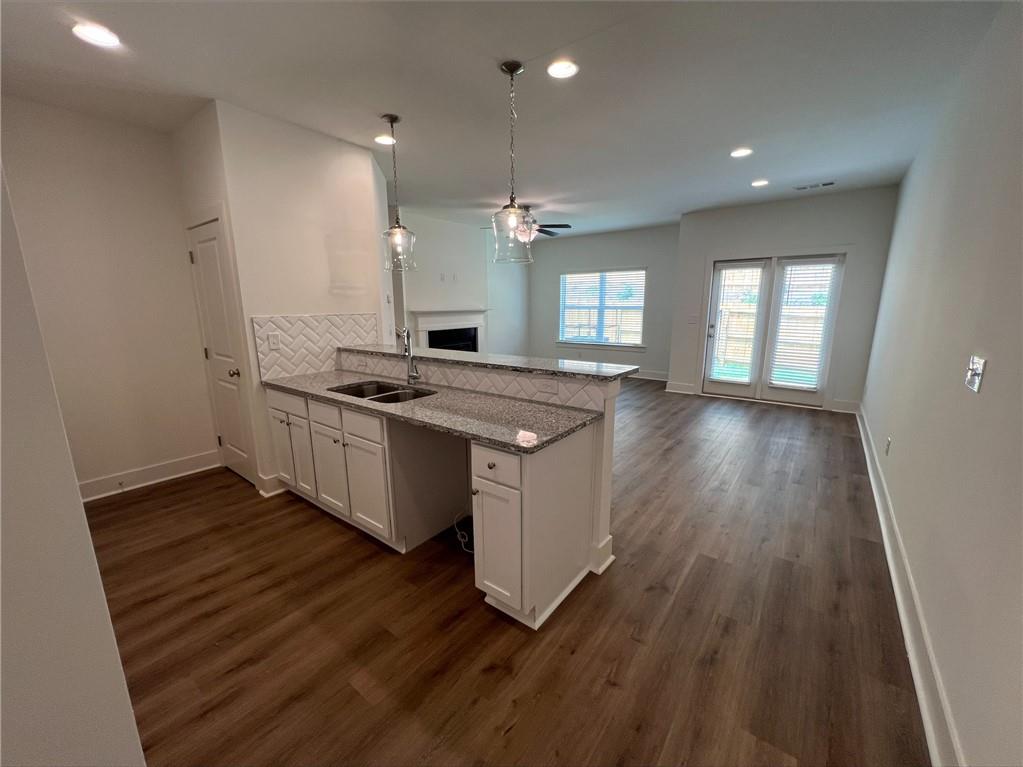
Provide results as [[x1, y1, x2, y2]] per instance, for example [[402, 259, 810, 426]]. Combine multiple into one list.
[[85, 379, 928, 767]]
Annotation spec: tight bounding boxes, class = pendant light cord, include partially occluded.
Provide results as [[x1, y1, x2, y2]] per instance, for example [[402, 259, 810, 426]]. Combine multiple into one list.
[[389, 118, 401, 226], [508, 70, 517, 204]]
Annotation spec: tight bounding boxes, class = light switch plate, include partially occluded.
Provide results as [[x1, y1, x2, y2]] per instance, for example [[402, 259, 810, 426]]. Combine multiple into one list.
[[965, 355, 986, 392], [268, 332, 281, 350]]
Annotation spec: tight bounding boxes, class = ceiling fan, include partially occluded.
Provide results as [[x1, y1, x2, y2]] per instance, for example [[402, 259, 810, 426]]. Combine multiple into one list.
[[480, 214, 571, 239]]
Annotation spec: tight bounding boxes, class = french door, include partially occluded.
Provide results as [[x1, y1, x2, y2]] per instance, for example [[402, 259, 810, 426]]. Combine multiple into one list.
[[703, 255, 843, 407]]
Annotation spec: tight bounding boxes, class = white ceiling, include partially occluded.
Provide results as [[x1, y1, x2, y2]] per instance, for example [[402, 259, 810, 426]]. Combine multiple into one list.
[[2, 2, 999, 235]]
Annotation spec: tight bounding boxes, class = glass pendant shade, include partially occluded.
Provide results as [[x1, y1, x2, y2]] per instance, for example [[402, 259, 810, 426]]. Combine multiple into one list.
[[492, 204, 536, 264], [383, 224, 416, 271]]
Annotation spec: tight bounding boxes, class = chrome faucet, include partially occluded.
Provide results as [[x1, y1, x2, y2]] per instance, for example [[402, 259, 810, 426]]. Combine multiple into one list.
[[396, 327, 421, 385]]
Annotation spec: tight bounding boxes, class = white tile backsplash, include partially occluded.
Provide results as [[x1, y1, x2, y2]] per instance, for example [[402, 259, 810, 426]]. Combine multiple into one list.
[[253, 314, 377, 380]]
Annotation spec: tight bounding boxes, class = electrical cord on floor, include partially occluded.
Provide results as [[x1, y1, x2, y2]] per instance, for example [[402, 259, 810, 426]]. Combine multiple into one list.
[[453, 511, 473, 554]]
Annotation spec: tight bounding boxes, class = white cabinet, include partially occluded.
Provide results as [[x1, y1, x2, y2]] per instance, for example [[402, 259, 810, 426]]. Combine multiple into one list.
[[268, 408, 316, 498], [287, 416, 316, 497], [344, 433, 391, 537], [269, 407, 295, 486], [310, 422, 350, 518], [471, 476, 523, 610]]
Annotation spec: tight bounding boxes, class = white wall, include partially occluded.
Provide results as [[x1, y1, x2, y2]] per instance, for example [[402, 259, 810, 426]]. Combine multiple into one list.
[[860, 8, 1022, 766], [488, 254, 530, 356], [1, 175, 145, 767], [666, 186, 898, 407], [2, 97, 219, 499], [401, 209, 488, 311], [400, 209, 530, 355], [206, 102, 391, 484], [529, 224, 678, 378]]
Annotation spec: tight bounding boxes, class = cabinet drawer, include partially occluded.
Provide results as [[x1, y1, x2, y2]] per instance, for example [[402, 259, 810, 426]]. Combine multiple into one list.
[[342, 408, 384, 444], [471, 443, 521, 489], [308, 399, 341, 429], [266, 388, 308, 418]]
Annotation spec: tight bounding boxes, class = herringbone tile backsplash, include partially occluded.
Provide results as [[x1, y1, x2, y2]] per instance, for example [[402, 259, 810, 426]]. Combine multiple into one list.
[[253, 314, 378, 380]]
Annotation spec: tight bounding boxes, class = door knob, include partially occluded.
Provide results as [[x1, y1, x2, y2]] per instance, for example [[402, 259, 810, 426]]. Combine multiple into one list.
[[228, 368, 241, 378]]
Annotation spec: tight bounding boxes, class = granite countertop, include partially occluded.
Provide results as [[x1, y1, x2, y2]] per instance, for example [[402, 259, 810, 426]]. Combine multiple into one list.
[[263, 370, 601, 454], [341, 344, 639, 381]]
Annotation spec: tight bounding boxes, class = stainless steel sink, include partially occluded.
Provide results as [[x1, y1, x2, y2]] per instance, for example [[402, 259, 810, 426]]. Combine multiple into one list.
[[327, 380, 405, 398], [368, 388, 435, 404], [327, 380, 435, 403]]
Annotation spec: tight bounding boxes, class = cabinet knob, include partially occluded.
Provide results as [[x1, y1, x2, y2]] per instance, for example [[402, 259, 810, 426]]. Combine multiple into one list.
[[227, 368, 241, 378], [487, 461, 496, 470], [332, 438, 340, 444], [471, 488, 480, 496]]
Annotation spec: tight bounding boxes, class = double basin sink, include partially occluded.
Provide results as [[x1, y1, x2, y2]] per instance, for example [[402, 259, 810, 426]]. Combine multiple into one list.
[[326, 380, 436, 404]]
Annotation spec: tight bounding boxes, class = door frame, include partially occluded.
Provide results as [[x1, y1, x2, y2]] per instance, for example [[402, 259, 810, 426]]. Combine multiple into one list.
[[185, 203, 257, 485], [697, 246, 851, 409], [758, 255, 845, 407]]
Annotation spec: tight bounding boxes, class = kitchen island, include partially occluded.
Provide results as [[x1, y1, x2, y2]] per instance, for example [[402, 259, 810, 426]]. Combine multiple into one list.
[[261, 346, 636, 628]]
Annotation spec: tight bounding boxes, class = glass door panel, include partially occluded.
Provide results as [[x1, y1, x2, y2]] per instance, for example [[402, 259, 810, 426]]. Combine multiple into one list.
[[761, 257, 842, 407], [703, 261, 771, 398]]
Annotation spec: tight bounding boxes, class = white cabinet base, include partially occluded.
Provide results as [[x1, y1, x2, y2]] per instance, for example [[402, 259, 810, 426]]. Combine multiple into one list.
[[484, 565, 589, 630]]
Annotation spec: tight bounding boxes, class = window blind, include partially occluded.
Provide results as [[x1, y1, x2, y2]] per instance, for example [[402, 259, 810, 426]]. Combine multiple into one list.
[[767, 261, 837, 390], [559, 269, 646, 346]]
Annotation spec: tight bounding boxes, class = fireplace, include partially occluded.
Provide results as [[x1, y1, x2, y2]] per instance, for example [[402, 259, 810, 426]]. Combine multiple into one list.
[[427, 326, 478, 353]]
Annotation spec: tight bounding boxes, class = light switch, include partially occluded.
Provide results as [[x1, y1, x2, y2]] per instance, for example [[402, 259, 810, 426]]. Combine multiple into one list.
[[268, 332, 281, 350], [965, 355, 986, 392]]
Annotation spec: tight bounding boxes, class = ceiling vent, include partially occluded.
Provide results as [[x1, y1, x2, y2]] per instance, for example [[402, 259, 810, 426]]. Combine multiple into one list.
[[793, 181, 836, 191]]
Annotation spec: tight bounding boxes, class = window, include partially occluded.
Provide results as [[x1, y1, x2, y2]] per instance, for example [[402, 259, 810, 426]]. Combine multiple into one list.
[[559, 269, 646, 346]]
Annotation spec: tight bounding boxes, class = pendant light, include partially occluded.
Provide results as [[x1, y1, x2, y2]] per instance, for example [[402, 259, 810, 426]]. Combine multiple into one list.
[[381, 114, 416, 271], [492, 61, 536, 264]]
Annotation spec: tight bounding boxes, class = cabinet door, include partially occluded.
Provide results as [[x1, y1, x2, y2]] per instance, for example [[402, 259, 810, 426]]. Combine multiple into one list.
[[287, 416, 317, 497], [269, 408, 295, 486], [311, 422, 350, 518], [472, 477, 522, 610], [344, 433, 391, 538]]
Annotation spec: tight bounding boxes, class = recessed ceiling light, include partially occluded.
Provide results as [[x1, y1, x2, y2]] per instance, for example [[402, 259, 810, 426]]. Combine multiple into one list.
[[751, 179, 770, 188], [546, 60, 579, 79], [730, 146, 753, 158], [72, 22, 120, 48], [374, 134, 396, 146]]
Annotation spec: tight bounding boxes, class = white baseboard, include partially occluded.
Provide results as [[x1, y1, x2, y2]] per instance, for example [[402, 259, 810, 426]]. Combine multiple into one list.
[[828, 398, 860, 413], [79, 450, 221, 502], [665, 380, 697, 394], [857, 408, 962, 767], [256, 473, 287, 497], [630, 369, 668, 382]]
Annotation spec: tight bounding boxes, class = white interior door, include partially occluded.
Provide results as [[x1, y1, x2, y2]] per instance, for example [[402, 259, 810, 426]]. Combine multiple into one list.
[[702, 255, 843, 407], [188, 219, 254, 481], [703, 260, 772, 398]]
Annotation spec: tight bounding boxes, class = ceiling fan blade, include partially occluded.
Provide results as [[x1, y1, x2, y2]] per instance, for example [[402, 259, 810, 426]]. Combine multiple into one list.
[[536, 228, 560, 237], [538, 223, 572, 229]]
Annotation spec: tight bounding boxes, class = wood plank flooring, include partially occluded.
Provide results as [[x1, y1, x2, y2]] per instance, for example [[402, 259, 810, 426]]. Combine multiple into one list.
[[85, 380, 929, 766]]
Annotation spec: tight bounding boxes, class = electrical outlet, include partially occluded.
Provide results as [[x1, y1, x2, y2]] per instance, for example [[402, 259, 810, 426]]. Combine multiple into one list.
[[885, 436, 892, 456], [268, 332, 281, 350], [536, 377, 558, 395]]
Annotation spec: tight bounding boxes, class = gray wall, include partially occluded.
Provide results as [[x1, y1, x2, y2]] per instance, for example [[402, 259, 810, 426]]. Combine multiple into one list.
[[1, 176, 145, 766], [861, 7, 1022, 766], [529, 224, 679, 379]]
